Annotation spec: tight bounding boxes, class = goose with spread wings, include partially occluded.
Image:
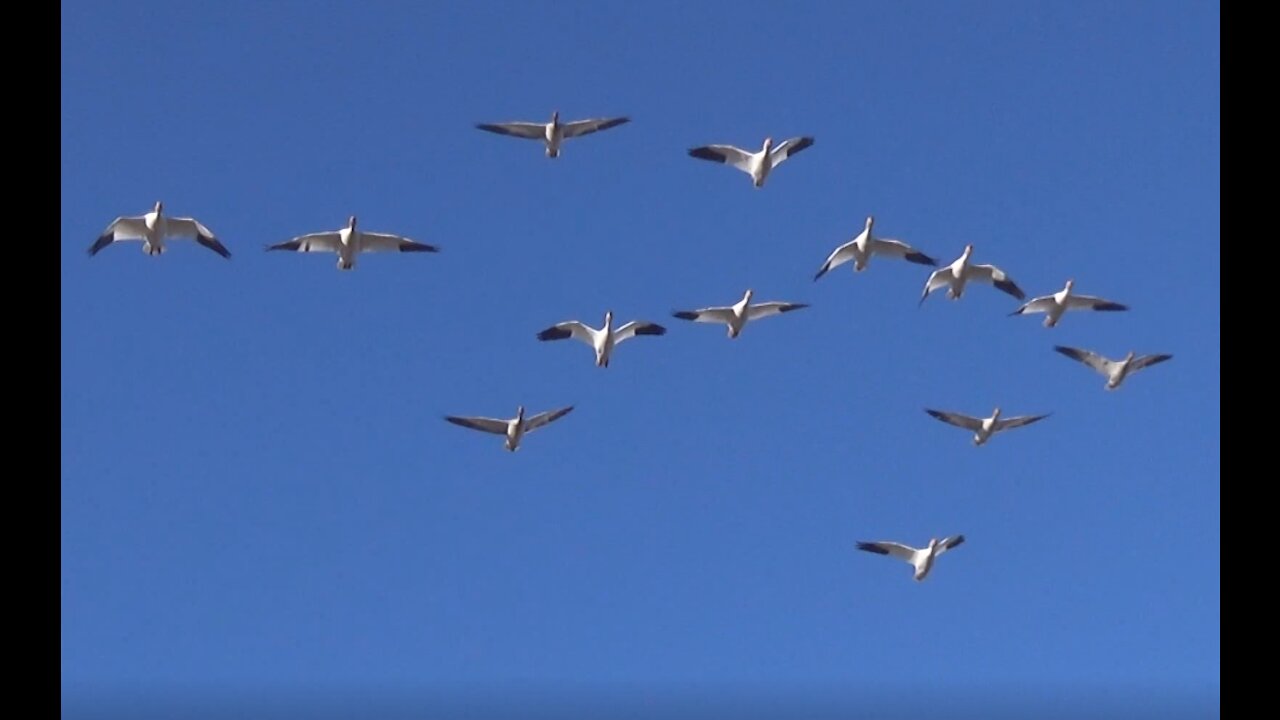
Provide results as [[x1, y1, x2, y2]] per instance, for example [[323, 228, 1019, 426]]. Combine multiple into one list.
[[856, 535, 966, 582], [536, 310, 666, 368], [1010, 279, 1128, 327], [919, 244, 1024, 305], [924, 406, 1050, 446], [266, 215, 438, 270], [814, 215, 938, 280], [474, 110, 629, 158], [671, 289, 809, 339], [1054, 345, 1172, 390], [686, 135, 814, 188], [89, 201, 231, 259], [444, 405, 574, 452]]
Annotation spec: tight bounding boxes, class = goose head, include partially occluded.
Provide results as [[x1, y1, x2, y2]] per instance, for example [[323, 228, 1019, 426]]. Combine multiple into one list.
[[1064, 278, 1075, 292], [962, 244, 975, 259], [928, 538, 941, 551], [742, 288, 755, 304], [153, 201, 164, 214], [991, 406, 1002, 419], [1124, 350, 1136, 362], [762, 136, 774, 152], [515, 405, 526, 422], [603, 310, 613, 328], [865, 215, 875, 230], [347, 215, 358, 230], [550, 110, 560, 125]]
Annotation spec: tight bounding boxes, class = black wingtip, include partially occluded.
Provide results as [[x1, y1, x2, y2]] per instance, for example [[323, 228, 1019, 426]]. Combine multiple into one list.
[[905, 252, 937, 267], [781, 303, 810, 313], [87, 234, 113, 256], [1095, 302, 1129, 312], [856, 542, 888, 555], [672, 311, 699, 321], [400, 242, 441, 253], [634, 323, 667, 336], [536, 327, 572, 341], [687, 147, 725, 163]]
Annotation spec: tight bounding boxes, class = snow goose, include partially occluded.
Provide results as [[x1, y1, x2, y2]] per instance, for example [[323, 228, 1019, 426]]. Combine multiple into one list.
[[856, 535, 966, 582], [1010, 279, 1128, 327], [474, 111, 630, 158], [924, 406, 1050, 446], [266, 215, 439, 270], [1054, 345, 1172, 390], [536, 310, 666, 368], [89, 201, 230, 259], [687, 136, 814, 188], [813, 215, 938, 280], [919, 244, 1024, 305], [671, 289, 809, 338], [444, 405, 574, 452]]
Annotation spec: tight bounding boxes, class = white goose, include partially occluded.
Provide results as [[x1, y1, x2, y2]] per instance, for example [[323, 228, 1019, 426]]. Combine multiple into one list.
[[1010, 279, 1128, 327], [924, 406, 1051, 446], [672, 289, 809, 338], [919, 244, 1024, 305], [266, 216, 439, 270], [444, 405, 574, 452], [89, 201, 231, 259], [813, 215, 938, 280], [536, 310, 666, 368], [856, 535, 966, 582], [474, 111, 630, 158], [1054, 345, 1172, 390], [687, 136, 814, 188]]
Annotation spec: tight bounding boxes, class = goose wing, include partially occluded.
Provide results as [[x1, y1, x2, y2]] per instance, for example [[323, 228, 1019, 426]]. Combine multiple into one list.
[[444, 415, 511, 435], [1010, 294, 1058, 316], [994, 413, 1051, 432], [475, 121, 547, 139], [687, 144, 754, 173], [968, 263, 1025, 299], [613, 321, 666, 344], [267, 231, 341, 253], [746, 302, 809, 321], [769, 136, 815, 166], [167, 217, 231, 258], [536, 321, 596, 346], [525, 405, 574, 432], [1130, 353, 1174, 371], [89, 215, 148, 255], [935, 535, 966, 556], [1065, 293, 1128, 312], [1053, 345, 1112, 374], [856, 541, 918, 563], [924, 408, 985, 432], [868, 237, 937, 266], [360, 231, 439, 254], [561, 116, 630, 138], [813, 238, 860, 281], [672, 306, 737, 324]]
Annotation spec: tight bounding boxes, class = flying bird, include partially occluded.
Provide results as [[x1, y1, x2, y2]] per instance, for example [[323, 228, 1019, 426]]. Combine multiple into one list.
[[474, 111, 630, 158], [686, 135, 814, 188], [89, 201, 230, 259], [1010, 279, 1128, 327], [266, 215, 438, 270], [444, 405, 575, 452], [856, 536, 966, 582], [813, 215, 937, 280], [672, 289, 809, 339], [1053, 346, 1172, 390], [536, 310, 666, 368], [923, 407, 1050, 446], [919, 244, 1024, 305]]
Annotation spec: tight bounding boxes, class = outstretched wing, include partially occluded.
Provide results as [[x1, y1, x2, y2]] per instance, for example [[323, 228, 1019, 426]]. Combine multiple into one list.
[[769, 136, 815, 166], [1066, 294, 1128, 312], [813, 238, 859, 281], [856, 541, 918, 563], [924, 408, 984, 432], [167, 217, 231, 258], [935, 535, 966, 556], [1053, 345, 1112, 375], [1011, 295, 1058, 316], [561, 116, 630, 139], [525, 405, 574, 432], [613, 321, 666, 344], [868, 237, 936, 266], [1131, 353, 1173, 372], [746, 302, 809, 321], [444, 416, 510, 435], [969, 264, 1025, 300], [672, 306, 736, 324], [687, 144, 754, 173], [995, 413, 1051, 432], [89, 215, 148, 255], [267, 231, 341, 253], [536, 321, 596, 346], [360, 231, 439, 254], [475, 121, 547, 139]]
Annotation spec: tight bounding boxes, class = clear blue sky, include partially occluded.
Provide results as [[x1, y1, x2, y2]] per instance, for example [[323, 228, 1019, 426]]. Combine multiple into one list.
[[61, 1, 1219, 717]]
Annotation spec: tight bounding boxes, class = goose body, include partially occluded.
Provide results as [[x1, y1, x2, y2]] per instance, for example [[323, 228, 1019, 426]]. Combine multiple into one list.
[[672, 289, 809, 338], [920, 244, 1024, 305], [266, 215, 439, 270], [856, 535, 966, 582], [1054, 346, 1172, 390], [1011, 279, 1128, 327], [687, 135, 814, 187], [444, 405, 574, 452], [814, 215, 938, 280], [536, 311, 666, 367], [89, 201, 230, 259], [475, 111, 630, 158], [924, 406, 1050, 446]]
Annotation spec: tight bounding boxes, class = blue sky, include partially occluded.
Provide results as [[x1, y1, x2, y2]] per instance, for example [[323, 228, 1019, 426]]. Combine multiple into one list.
[[61, 1, 1219, 717]]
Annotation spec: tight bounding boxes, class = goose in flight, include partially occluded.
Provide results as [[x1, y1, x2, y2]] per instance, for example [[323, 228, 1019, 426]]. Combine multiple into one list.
[[266, 215, 439, 270], [856, 535, 966, 582], [1010, 279, 1128, 327], [919, 244, 1024, 305], [1053, 346, 1172, 390], [813, 215, 938, 280], [671, 289, 809, 339], [686, 136, 814, 188], [89, 201, 230, 259], [924, 406, 1050, 446], [474, 111, 630, 158], [444, 405, 574, 452], [536, 310, 666, 368]]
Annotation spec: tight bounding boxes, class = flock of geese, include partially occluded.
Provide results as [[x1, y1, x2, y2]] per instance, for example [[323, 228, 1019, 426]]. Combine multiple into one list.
[[86, 110, 1174, 583]]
